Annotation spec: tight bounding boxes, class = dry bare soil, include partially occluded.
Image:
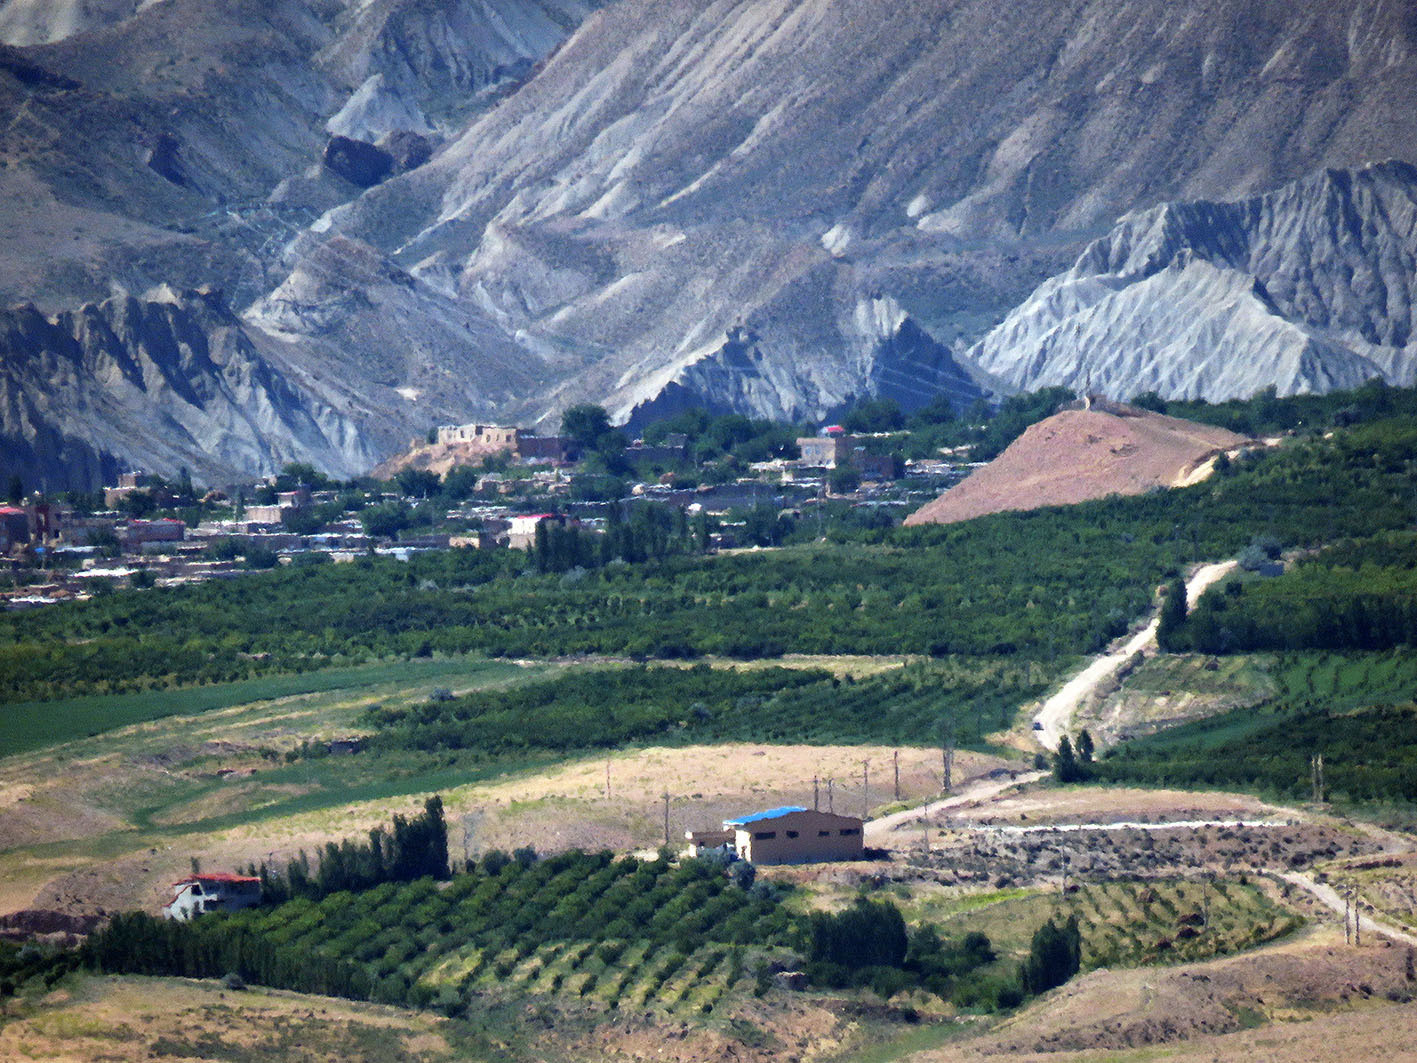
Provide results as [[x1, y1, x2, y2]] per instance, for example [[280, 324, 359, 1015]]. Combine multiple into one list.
[[922, 927, 1417, 1062], [905, 405, 1250, 527]]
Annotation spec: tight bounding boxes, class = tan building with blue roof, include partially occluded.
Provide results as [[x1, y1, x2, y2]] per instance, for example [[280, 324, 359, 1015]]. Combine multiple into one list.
[[723, 806, 864, 865]]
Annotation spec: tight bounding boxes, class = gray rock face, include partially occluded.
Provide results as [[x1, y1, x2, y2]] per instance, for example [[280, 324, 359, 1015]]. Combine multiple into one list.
[[0, 287, 376, 490], [0, 0, 140, 46], [322, 135, 394, 188], [971, 161, 1417, 401], [2, 0, 1416, 487], [290, 0, 1417, 430], [318, 0, 604, 140], [0, 0, 604, 485]]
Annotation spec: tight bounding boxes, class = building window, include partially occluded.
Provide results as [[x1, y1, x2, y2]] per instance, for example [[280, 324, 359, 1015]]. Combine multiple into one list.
[[786, 830, 799, 838], [839, 828, 860, 836], [818, 830, 831, 837], [754, 831, 776, 840]]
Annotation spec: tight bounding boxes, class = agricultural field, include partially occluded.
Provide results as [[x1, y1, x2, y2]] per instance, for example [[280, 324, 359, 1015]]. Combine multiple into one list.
[[938, 879, 1301, 969], [1071, 653, 1280, 748], [6, 414, 1417, 708], [1095, 651, 1417, 805], [793, 876, 1300, 975], [87, 851, 799, 1018], [0, 653, 1002, 915]]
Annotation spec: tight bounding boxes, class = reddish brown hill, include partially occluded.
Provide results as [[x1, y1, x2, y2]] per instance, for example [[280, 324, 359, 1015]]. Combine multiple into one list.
[[904, 402, 1250, 526], [369, 437, 514, 480]]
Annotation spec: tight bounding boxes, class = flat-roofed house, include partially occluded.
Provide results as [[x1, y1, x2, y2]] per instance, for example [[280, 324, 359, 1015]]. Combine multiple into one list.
[[162, 872, 262, 920], [724, 806, 864, 864]]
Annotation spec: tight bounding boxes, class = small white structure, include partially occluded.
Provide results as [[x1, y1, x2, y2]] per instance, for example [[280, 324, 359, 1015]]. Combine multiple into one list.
[[162, 873, 262, 920]]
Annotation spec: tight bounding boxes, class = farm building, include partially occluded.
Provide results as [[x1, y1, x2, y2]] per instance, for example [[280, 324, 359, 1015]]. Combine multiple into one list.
[[722, 806, 864, 864], [162, 872, 262, 920]]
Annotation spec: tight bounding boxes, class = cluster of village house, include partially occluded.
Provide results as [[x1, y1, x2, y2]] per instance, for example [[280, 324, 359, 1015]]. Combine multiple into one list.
[[5, 422, 957, 608], [162, 806, 866, 920]]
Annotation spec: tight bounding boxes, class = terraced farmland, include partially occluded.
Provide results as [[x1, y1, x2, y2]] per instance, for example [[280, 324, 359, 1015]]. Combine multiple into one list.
[[88, 851, 797, 1017], [931, 878, 1301, 969]]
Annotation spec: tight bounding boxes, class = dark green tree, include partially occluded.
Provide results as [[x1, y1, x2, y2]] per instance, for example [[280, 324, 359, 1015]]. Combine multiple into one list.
[[808, 897, 908, 970], [1053, 735, 1087, 783], [1156, 577, 1188, 651], [5, 474, 21, 504], [1019, 915, 1081, 995], [394, 469, 440, 499], [562, 405, 627, 458], [1076, 729, 1095, 763], [828, 466, 861, 494], [843, 397, 905, 434]]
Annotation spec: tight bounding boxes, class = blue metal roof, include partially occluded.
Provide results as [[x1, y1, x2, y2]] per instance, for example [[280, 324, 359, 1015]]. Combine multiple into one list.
[[724, 806, 808, 826]]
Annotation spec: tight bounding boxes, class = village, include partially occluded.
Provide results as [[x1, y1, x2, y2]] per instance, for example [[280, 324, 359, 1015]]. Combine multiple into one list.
[[0, 415, 968, 608]]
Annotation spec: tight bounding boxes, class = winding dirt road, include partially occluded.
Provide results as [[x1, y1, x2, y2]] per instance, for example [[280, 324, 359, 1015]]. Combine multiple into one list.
[[1031, 559, 1238, 752], [864, 770, 1047, 841], [1279, 871, 1417, 947]]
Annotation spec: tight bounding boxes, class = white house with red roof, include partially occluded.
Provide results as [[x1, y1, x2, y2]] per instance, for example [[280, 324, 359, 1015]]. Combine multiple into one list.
[[162, 872, 262, 920]]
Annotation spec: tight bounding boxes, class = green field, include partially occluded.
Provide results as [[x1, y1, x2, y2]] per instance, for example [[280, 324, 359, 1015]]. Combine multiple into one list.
[[7, 415, 1417, 709], [87, 851, 798, 1016], [1096, 651, 1417, 803], [923, 878, 1300, 970], [0, 657, 530, 759]]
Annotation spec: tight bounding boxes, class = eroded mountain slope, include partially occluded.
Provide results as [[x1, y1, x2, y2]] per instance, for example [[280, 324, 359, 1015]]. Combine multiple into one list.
[[280, 0, 1417, 426], [972, 161, 1417, 400]]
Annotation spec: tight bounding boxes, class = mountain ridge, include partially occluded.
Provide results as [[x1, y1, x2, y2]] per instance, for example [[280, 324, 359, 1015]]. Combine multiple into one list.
[[972, 160, 1417, 401], [2, 0, 1417, 484]]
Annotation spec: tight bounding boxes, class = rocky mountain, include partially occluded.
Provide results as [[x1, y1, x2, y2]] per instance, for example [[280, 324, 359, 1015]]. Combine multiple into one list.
[[275, 0, 1417, 431], [0, 0, 601, 486], [2, 0, 1416, 485], [0, 287, 375, 491], [903, 400, 1250, 526], [972, 161, 1417, 401]]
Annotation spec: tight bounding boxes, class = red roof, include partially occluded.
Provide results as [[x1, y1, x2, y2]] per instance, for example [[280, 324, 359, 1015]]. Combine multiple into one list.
[[0, 506, 25, 516]]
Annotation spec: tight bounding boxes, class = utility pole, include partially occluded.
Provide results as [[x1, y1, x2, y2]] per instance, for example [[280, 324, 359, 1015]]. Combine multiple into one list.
[[827, 777, 834, 813], [1316, 754, 1324, 803], [893, 750, 900, 802], [813, 774, 819, 812], [1345, 891, 1352, 945], [1354, 890, 1361, 947], [1060, 850, 1070, 894], [942, 717, 955, 795], [862, 760, 869, 822], [921, 809, 929, 853], [662, 792, 671, 848], [606, 757, 612, 800]]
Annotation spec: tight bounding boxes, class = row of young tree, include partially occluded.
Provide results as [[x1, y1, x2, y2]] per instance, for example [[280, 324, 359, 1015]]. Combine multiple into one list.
[[359, 661, 1047, 759], [83, 847, 794, 1014], [532, 503, 712, 574]]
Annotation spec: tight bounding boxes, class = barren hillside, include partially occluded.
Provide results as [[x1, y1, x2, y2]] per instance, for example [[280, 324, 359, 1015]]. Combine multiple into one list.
[[904, 403, 1250, 526]]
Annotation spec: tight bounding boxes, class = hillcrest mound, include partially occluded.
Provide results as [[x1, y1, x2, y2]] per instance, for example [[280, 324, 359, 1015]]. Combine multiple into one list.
[[904, 401, 1249, 526]]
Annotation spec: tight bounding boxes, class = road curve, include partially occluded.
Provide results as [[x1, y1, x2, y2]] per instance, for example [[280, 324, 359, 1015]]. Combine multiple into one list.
[[1279, 870, 1417, 948], [1032, 559, 1238, 752], [864, 770, 1048, 841]]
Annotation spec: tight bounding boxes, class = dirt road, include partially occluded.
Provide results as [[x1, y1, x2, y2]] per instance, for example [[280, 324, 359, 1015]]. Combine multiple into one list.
[[864, 770, 1047, 841], [1031, 559, 1238, 751], [1279, 870, 1417, 948]]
